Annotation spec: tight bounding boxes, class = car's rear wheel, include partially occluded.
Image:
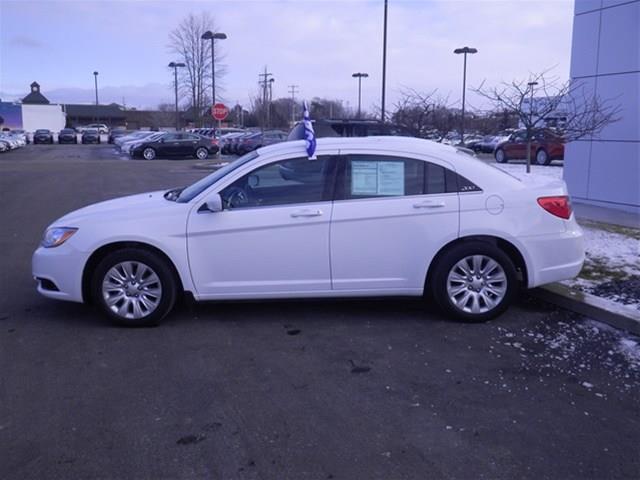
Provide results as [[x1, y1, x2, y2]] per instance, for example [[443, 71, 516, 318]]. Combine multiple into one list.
[[195, 147, 209, 160], [430, 242, 517, 322], [143, 147, 156, 160], [495, 148, 508, 163], [91, 248, 177, 327], [535, 148, 550, 166]]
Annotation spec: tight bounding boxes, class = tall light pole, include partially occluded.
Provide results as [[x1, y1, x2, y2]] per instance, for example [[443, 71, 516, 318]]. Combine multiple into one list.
[[453, 46, 478, 144], [93, 71, 99, 105], [201, 31, 227, 110], [526, 81, 538, 174], [381, 0, 388, 122], [288, 84, 299, 126], [352, 72, 369, 119], [168, 61, 185, 131]]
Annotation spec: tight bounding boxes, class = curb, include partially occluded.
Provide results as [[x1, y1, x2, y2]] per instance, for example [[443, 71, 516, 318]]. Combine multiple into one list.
[[532, 283, 640, 336]]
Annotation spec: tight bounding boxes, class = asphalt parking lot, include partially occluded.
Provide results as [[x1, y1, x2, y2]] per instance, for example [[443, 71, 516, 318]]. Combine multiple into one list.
[[1, 144, 638, 480]]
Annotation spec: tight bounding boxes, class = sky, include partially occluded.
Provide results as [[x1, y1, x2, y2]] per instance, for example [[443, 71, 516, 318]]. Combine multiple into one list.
[[0, 0, 575, 113]]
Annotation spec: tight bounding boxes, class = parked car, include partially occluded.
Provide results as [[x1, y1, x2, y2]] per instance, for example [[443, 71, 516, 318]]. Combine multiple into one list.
[[115, 130, 156, 148], [288, 119, 410, 141], [471, 134, 512, 154], [33, 136, 584, 327], [81, 129, 101, 144], [108, 129, 129, 144], [33, 129, 54, 144], [235, 130, 289, 155], [77, 123, 109, 134], [129, 132, 216, 160], [0, 134, 20, 150], [58, 128, 78, 144], [11, 129, 29, 144], [228, 132, 250, 155], [494, 129, 565, 165], [0, 138, 10, 152], [219, 132, 246, 154]]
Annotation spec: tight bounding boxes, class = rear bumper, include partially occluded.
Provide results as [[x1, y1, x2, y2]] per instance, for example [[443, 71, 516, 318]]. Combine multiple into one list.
[[520, 222, 584, 288]]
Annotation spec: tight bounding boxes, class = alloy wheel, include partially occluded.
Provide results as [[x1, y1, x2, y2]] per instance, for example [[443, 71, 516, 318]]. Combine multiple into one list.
[[446, 255, 507, 314], [101, 261, 162, 319]]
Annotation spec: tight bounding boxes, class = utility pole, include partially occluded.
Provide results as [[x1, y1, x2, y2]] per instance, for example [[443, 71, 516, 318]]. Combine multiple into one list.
[[288, 84, 299, 125], [258, 67, 274, 131]]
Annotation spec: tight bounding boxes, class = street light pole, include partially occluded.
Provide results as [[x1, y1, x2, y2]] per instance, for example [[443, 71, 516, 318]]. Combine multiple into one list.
[[453, 46, 478, 145], [201, 31, 227, 126], [352, 72, 369, 119], [93, 71, 99, 105], [526, 80, 538, 174], [381, 0, 388, 122], [168, 61, 186, 131], [288, 84, 299, 126]]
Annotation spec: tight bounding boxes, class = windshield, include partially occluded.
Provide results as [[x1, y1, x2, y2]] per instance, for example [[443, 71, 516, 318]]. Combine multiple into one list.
[[36, 130, 49, 134], [176, 151, 259, 203]]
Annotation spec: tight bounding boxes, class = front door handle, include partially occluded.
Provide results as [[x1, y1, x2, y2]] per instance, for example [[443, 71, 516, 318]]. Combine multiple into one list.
[[291, 209, 323, 218], [413, 200, 445, 209]]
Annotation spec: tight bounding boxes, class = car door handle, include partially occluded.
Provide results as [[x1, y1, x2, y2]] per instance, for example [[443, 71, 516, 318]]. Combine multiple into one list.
[[413, 200, 445, 209], [290, 209, 323, 218]]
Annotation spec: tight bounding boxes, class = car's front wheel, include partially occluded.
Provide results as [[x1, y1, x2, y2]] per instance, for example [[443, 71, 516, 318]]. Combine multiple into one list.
[[495, 148, 508, 163], [430, 242, 517, 322], [142, 147, 156, 160], [91, 248, 177, 327], [195, 147, 209, 160]]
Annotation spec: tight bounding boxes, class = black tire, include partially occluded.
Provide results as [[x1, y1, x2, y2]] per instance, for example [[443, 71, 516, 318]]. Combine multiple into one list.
[[534, 148, 550, 166], [429, 241, 518, 322], [494, 148, 508, 163], [91, 248, 178, 327], [195, 147, 209, 159]]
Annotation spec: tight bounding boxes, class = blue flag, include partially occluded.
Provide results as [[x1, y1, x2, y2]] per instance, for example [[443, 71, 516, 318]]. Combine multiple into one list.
[[302, 100, 317, 160]]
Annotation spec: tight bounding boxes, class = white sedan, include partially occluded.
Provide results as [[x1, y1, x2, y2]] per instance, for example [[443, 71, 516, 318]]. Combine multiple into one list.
[[32, 137, 584, 326]]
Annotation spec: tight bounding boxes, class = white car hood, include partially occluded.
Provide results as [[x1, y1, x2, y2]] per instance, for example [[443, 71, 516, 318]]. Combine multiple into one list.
[[54, 190, 172, 226]]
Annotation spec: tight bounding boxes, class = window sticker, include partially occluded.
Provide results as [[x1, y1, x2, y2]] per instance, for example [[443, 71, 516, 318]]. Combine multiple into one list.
[[377, 161, 404, 195], [351, 160, 405, 196], [351, 161, 379, 195]]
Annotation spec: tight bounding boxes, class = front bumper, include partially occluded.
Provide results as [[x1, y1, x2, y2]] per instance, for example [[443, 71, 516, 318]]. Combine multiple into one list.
[[32, 244, 89, 303]]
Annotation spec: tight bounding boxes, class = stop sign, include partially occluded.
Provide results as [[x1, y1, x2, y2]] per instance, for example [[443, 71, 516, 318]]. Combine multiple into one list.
[[212, 103, 229, 121]]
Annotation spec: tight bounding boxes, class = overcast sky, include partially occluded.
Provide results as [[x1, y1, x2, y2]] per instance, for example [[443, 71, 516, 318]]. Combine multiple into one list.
[[0, 0, 575, 112]]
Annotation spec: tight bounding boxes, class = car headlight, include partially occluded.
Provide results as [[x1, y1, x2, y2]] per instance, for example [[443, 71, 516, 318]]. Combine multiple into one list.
[[42, 227, 78, 248]]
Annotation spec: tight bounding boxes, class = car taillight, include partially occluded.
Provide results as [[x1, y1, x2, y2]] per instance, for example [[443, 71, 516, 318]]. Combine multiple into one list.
[[537, 196, 572, 219], [211, 138, 218, 145]]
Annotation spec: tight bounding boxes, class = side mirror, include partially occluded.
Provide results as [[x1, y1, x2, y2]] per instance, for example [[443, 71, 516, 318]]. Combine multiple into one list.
[[203, 193, 223, 213]]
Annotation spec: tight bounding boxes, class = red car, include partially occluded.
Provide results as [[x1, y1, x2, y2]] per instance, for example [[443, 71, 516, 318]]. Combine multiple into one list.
[[494, 129, 564, 165]]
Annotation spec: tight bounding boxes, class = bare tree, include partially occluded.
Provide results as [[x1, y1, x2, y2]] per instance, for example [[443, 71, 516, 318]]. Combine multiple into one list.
[[168, 13, 226, 127], [391, 89, 457, 140], [475, 69, 620, 172]]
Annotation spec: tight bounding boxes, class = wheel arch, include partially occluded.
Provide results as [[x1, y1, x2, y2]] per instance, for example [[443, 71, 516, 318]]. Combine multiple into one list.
[[424, 235, 528, 294], [81, 241, 185, 303]]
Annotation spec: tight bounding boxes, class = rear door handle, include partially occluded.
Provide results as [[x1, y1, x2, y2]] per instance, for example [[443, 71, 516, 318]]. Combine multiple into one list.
[[291, 209, 323, 218], [413, 200, 445, 209]]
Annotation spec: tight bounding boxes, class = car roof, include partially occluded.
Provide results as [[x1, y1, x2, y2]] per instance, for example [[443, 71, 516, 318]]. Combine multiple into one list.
[[255, 136, 524, 191]]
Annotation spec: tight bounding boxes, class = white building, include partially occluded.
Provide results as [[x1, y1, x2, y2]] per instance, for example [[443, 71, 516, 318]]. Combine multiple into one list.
[[564, 0, 639, 214]]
